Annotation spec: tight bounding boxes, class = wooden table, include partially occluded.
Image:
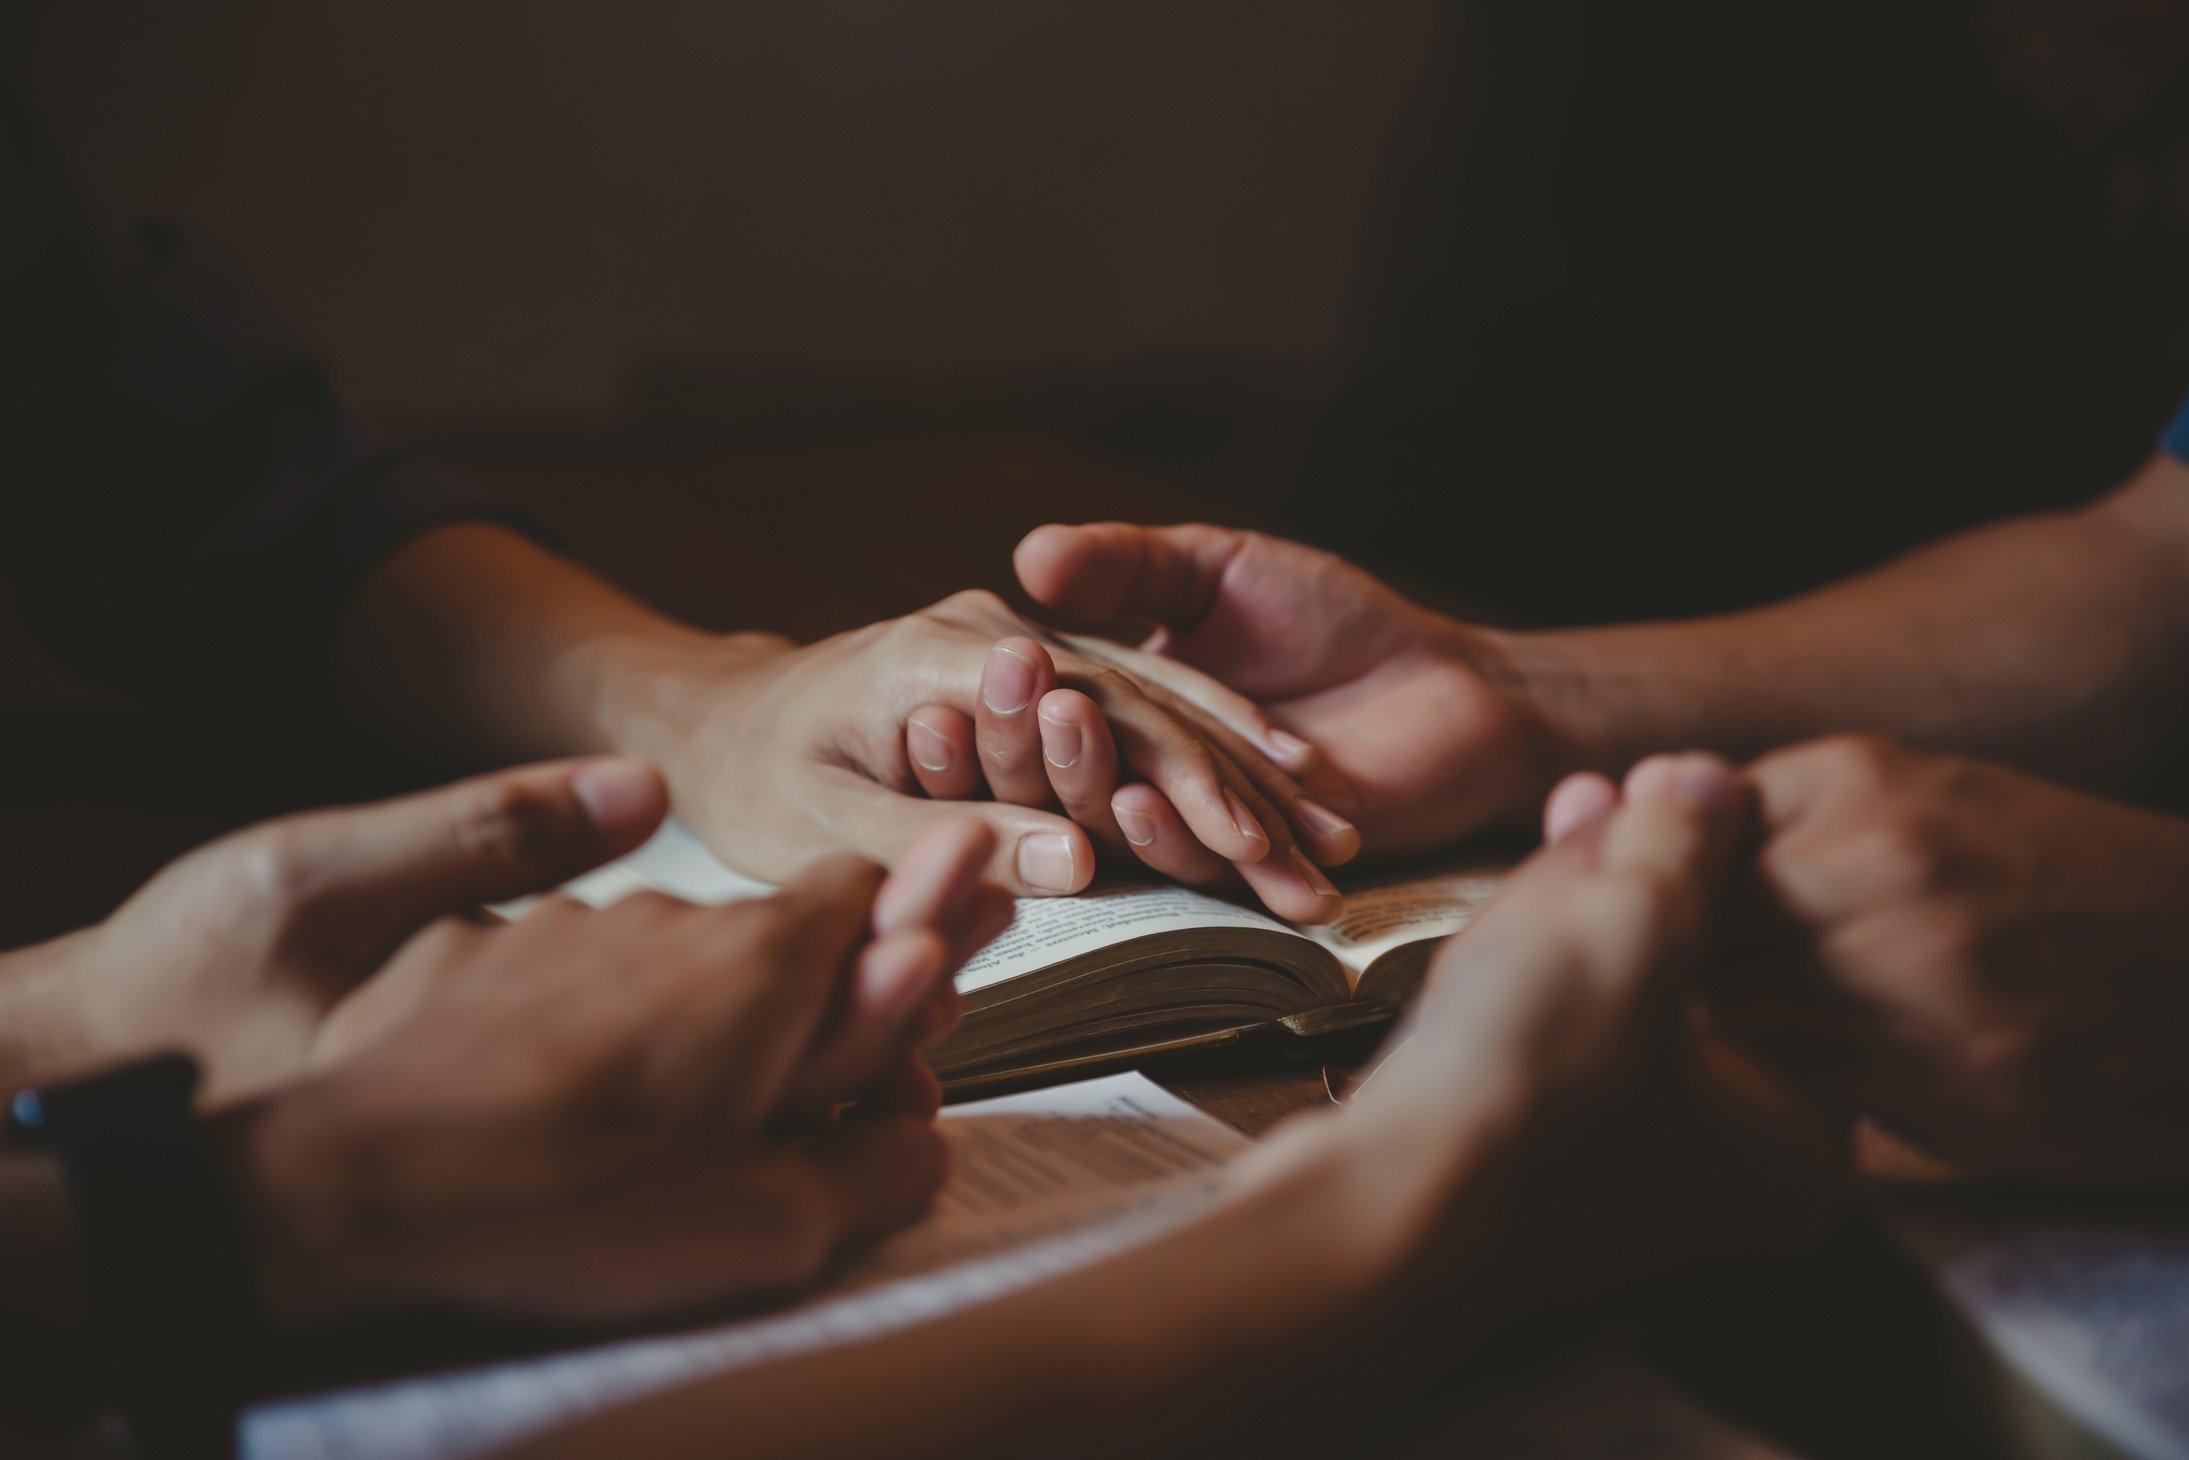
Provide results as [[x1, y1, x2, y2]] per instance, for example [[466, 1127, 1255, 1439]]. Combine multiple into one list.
[[0, 443, 2089, 1458]]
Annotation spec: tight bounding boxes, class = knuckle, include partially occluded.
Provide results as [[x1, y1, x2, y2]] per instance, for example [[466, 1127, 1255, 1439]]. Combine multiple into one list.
[[1803, 734, 1905, 799], [450, 780, 566, 874], [934, 587, 1012, 627], [1902, 903, 1991, 988], [225, 822, 314, 917], [1849, 814, 1950, 899], [599, 888, 694, 935]]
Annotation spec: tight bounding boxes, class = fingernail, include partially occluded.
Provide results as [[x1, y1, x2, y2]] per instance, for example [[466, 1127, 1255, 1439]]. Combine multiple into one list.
[[1016, 833, 1079, 892], [1264, 727, 1315, 770], [1115, 804, 1157, 847], [1223, 789, 1270, 846], [1624, 754, 1680, 803], [982, 644, 1037, 714], [1293, 797, 1357, 843], [1671, 758, 1743, 815], [1039, 710, 1082, 769], [571, 760, 661, 832], [907, 717, 954, 773], [1289, 847, 1343, 903]]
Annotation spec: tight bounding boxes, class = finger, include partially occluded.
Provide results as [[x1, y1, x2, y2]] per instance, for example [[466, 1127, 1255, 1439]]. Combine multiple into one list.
[[1544, 771, 1619, 844], [280, 758, 668, 941], [914, 979, 965, 1047], [310, 914, 495, 1067], [1125, 672, 1361, 867], [1746, 736, 1907, 835], [1015, 520, 1242, 633], [785, 927, 952, 1112], [976, 637, 1061, 808], [1056, 648, 1358, 869], [856, 1053, 944, 1120], [1078, 676, 1276, 866], [1600, 752, 1752, 895], [809, 767, 1095, 896], [1108, 781, 1235, 887], [685, 854, 890, 1106], [905, 706, 982, 802], [950, 885, 1018, 968], [1036, 689, 1129, 851], [1059, 630, 1319, 777], [1164, 736, 1346, 922], [871, 818, 997, 938]]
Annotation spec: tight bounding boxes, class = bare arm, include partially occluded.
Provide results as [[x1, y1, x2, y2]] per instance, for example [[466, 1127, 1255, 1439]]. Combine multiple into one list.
[[331, 522, 782, 770], [331, 523, 1357, 917], [1503, 454, 2189, 794], [503, 755, 1838, 1460], [1014, 452, 2189, 859]]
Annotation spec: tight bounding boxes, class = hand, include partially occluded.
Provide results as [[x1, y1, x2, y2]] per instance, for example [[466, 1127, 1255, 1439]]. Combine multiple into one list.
[[0, 758, 670, 1104], [219, 820, 1009, 1331], [1244, 753, 1843, 1310], [473, 761, 1845, 1460], [1722, 736, 2189, 1184], [899, 628, 1362, 923], [1009, 522, 1555, 860], [610, 589, 1349, 917]]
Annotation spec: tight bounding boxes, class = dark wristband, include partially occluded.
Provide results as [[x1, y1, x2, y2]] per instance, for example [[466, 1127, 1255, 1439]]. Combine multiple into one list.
[[9, 1053, 264, 1459]]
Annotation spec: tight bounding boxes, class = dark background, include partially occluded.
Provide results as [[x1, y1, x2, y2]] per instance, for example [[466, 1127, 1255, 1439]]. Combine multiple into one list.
[[7, 0, 2188, 622]]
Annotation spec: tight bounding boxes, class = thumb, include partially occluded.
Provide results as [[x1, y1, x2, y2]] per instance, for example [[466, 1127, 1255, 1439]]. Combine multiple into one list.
[[813, 765, 1097, 897], [1014, 521, 1246, 631], [279, 758, 668, 934]]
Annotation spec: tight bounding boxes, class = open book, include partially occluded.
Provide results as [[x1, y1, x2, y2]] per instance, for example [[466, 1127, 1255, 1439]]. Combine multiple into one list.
[[936, 860, 1509, 1087], [548, 822, 1511, 1091]]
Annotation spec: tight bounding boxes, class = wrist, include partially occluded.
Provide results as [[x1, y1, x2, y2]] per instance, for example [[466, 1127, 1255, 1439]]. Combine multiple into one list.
[[1469, 622, 1706, 783], [1460, 626, 1589, 805], [1222, 1093, 1521, 1320], [578, 629, 792, 771]]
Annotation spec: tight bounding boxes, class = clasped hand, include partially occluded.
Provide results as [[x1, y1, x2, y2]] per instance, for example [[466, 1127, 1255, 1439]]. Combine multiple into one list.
[[6, 759, 1013, 1332]]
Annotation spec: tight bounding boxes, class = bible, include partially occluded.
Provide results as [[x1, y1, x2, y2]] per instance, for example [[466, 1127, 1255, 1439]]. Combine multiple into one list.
[[543, 822, 1511, 1092]]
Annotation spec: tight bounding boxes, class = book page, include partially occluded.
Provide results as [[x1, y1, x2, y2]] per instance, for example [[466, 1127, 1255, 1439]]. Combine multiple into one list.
[[490, 820, 773, 920], [242, 1074, 1250, 1460], [956, 881, 1302, 994], [1299, 867, 1507, 978]]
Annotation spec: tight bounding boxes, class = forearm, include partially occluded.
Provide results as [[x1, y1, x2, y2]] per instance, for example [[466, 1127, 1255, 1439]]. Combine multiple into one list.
[[1495, 456, 2189, 792], [509, 1124, 1515, 1460], [333, 523, 789, 770]]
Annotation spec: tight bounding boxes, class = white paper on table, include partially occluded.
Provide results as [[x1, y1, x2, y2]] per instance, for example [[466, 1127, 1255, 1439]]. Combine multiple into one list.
[[1885, 1200, 2189, 1460]]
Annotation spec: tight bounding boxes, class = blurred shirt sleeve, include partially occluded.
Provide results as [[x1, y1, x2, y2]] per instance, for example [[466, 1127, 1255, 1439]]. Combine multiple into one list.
[[2166, 391, 2189, 467], [0, 90, 542, 708]]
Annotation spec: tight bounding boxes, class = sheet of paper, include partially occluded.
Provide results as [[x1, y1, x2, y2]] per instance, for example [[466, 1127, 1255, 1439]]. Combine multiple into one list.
[[1885, 1200, 2189, 1460], [1298, 867, 1505, 975], [955, 880, 1300, 993], [241, 1074, 1250, 1460]]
